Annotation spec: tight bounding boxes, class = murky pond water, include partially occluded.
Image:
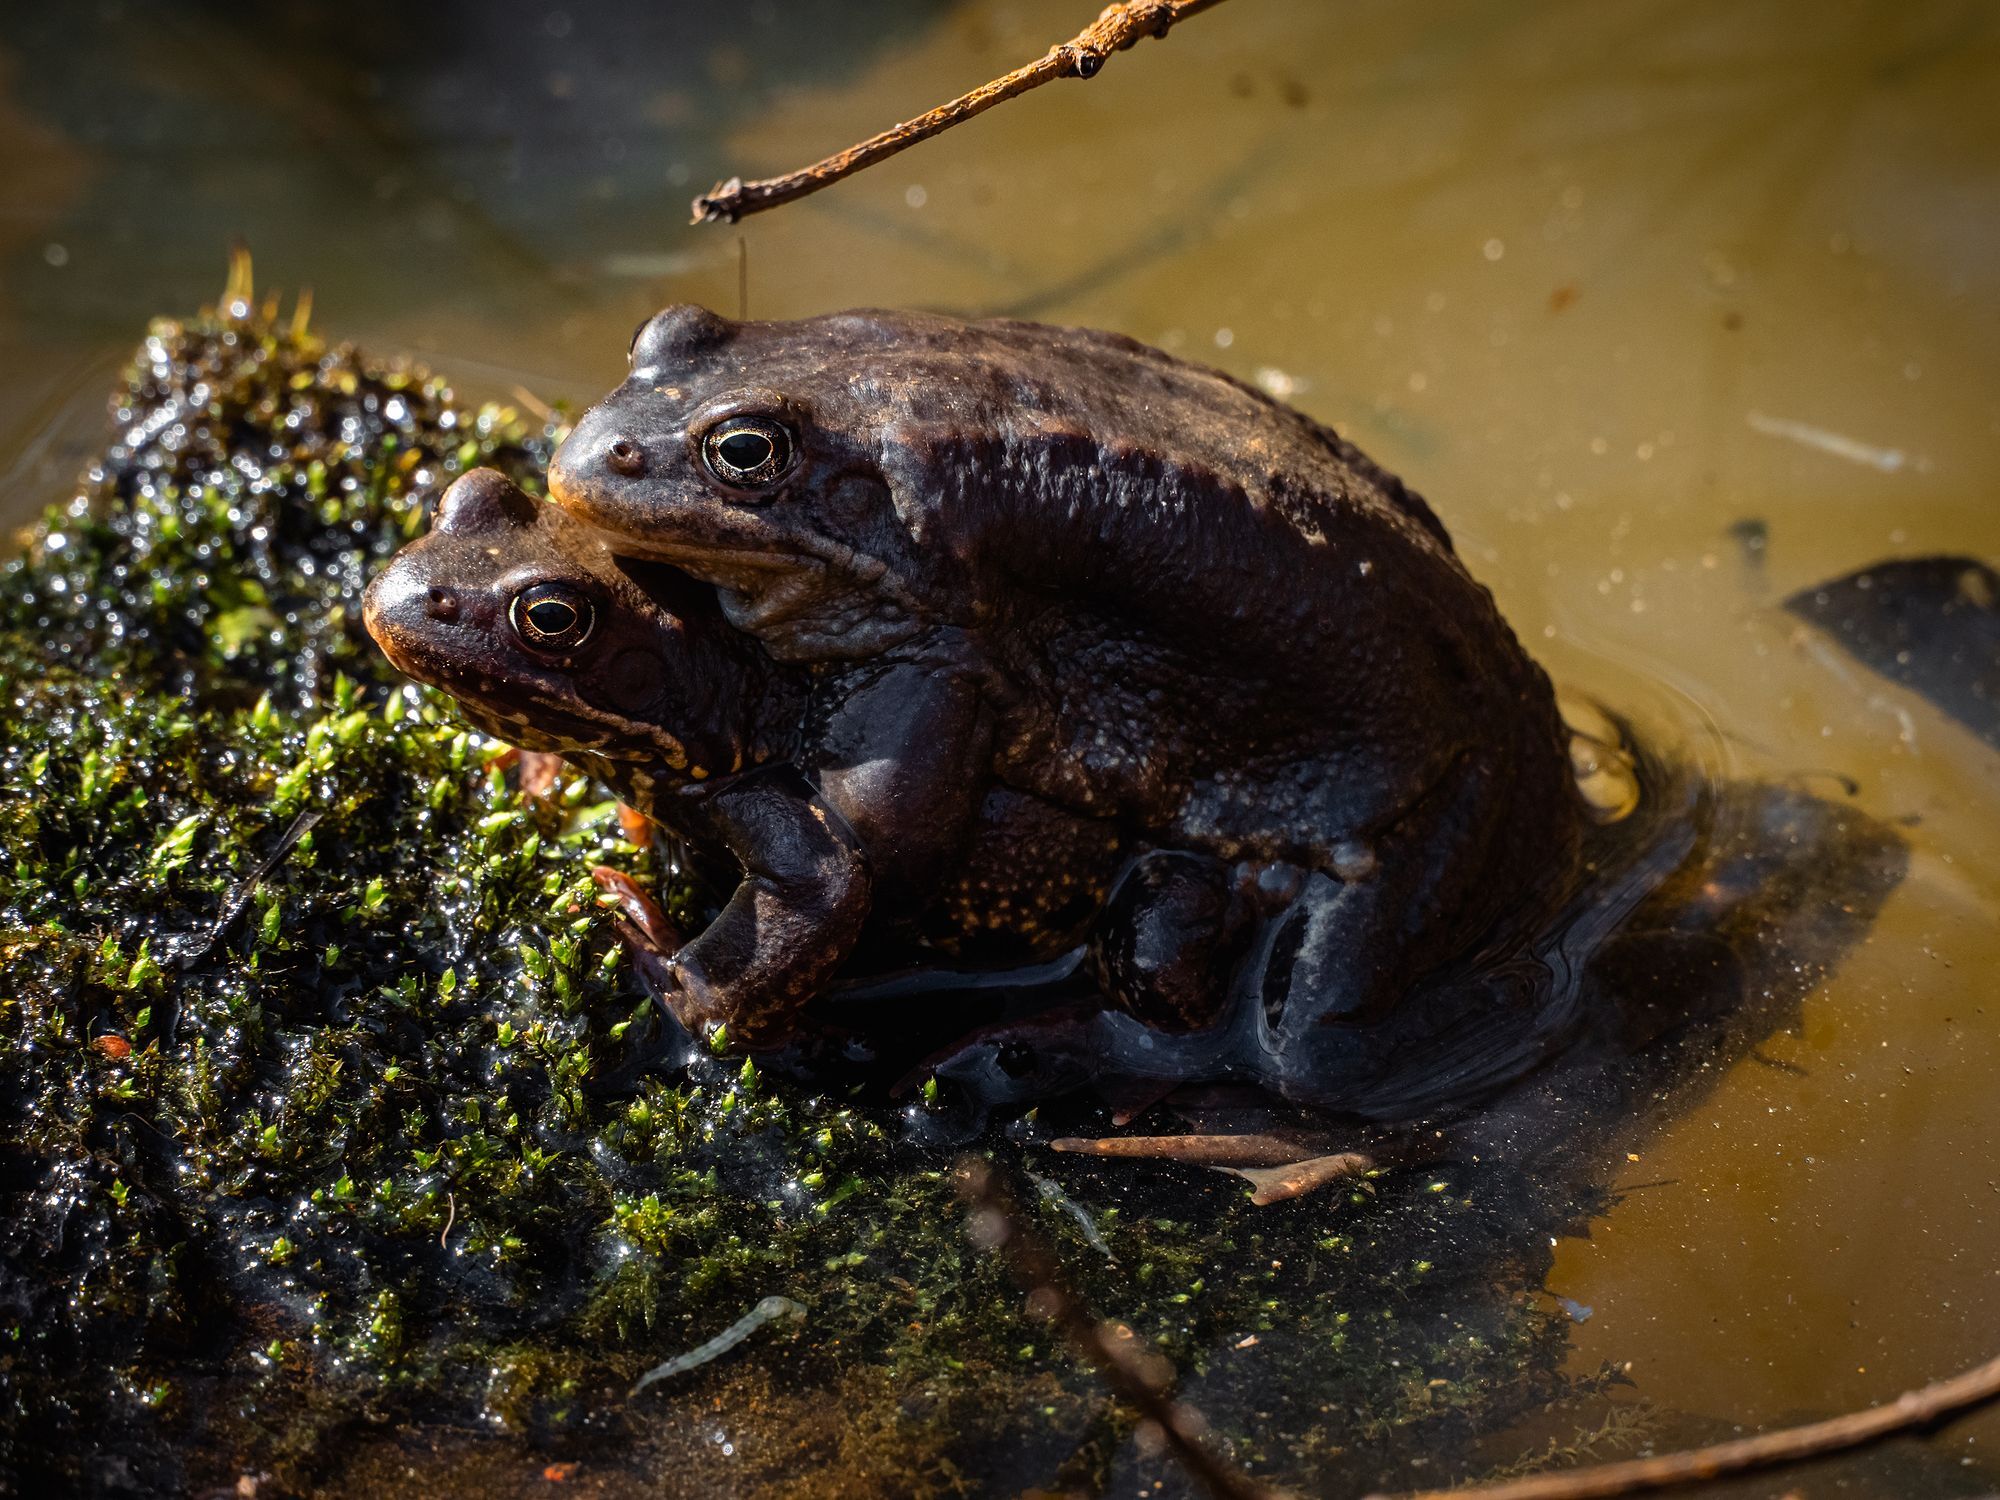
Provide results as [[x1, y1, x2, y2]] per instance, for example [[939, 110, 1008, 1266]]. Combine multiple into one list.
[[3, 1, 1997, 1495]]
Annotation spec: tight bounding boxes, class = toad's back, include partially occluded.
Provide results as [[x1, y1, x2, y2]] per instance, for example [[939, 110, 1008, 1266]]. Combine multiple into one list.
[[808, 313, 1567, 863]]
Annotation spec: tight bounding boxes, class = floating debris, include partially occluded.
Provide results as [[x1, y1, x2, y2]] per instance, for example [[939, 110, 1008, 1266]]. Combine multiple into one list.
[[1026, 1170, 1115, 1260], [1746, 410, 1907, 473], [630, 1295, 805, 1395], [1728, 516, 1769, 575]]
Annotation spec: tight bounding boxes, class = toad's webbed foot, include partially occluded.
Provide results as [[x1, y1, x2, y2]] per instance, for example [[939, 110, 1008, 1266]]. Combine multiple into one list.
[[899, 1003, 1119, 1107], [592, 864, 684, 1000]]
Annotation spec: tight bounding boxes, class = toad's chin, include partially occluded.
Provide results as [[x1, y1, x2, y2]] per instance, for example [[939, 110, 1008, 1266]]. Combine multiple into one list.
[[362, 624, 573, 757]]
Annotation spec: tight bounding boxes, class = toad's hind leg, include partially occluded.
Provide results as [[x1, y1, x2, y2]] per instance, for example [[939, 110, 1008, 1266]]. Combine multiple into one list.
[[1257, 742, 1580, 1067], [592, 864, 684, 991]]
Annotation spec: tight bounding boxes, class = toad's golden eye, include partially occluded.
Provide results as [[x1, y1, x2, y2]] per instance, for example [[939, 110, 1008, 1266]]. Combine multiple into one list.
[[701, 416, 795, 489], [510, 583, 594, 651]]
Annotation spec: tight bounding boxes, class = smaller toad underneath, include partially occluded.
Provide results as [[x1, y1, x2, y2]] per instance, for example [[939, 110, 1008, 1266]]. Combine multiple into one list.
[[363, 470, 1253, 1046]]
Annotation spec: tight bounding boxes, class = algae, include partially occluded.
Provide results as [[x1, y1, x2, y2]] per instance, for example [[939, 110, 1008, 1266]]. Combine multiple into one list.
[[0, 276, 1902, 1498]]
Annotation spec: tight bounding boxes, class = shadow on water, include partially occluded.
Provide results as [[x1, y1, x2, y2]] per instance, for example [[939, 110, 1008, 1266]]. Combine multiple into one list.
[[1786, 556, 2000, 752]]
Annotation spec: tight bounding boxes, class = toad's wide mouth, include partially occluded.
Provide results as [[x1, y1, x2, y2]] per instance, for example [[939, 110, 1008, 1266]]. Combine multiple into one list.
[[549, 489, 815, 578]]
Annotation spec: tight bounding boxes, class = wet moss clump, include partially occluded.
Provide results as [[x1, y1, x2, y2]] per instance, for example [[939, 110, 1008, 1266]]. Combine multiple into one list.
[[1, 282, 1815, 1498]]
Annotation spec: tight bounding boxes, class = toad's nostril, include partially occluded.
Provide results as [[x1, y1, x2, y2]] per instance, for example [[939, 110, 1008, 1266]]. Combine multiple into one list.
[[426, 586, 459, 622], [607, 438, 646, 477]]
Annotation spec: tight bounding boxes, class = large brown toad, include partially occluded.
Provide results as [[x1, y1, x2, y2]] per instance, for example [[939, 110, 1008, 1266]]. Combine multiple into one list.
[[545, 307, 1588, 1069]]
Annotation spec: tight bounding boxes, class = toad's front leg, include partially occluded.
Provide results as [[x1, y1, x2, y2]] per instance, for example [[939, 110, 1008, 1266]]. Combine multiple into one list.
[[809, 647, 995, 916], [645, 765, 872, 1048]]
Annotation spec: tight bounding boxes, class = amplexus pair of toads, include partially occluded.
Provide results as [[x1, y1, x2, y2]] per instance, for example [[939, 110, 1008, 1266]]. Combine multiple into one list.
[[364, 303, 1594, 1121]]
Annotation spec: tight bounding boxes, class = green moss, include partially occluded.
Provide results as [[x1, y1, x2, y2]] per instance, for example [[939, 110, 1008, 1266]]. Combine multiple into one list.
[[0, 286, 1607, 1497]]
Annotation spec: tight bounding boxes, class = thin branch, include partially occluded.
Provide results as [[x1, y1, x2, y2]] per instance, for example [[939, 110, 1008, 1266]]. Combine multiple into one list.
[[691, 0, 1235, 225], [1371, 1348, 2000, 1500], [955, 1158, 1290, 1500], [177, 808, 322, 971]]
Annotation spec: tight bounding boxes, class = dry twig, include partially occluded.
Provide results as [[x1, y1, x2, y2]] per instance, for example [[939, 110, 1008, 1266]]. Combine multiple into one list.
[[691, 0, 1235, 224], [1372, 1347, 2000, 1500], [955, 1158, 1288, 1500]]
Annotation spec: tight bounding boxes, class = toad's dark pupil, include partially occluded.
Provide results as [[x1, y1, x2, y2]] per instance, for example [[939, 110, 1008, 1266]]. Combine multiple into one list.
[[527, 600, 575, 635], [511, 585, 592, 649], [716, 429, 774, 472]]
